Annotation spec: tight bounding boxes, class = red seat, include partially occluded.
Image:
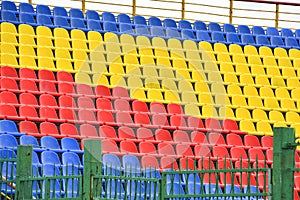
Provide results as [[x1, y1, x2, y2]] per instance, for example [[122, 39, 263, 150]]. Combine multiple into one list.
[[120, 140, 139, 154], [179, 157, 196, 170], [173, 130, 190, 143], [155, 129, 172, 142], [295, 176, 300, 192], [58, 95, 77, 108], [230, 147, 248, 162], [112, 86, 129, 99], [294, 190, 300, 200], [205, 118, 227, 133], [39, 107, 62, 123], [136, 128, 155, 142], [167, 103, 183, 115], [58, 82, 76, 95], [252, 162, 270, 191], [40, 121, 60, 137], [248, 148, 270, 164], [234, 160, 257, 187], [194, 144, 212, 158], [78, 110, 98, 124], [266, 149, 273, 163], [59, 108, 77, 123], [208, 132, 232, 148], [296, 151, 300, 164], [95, 85, 112, 98], [187, 116, 206, 132], [170, 115, 187, 128], [222, 119, 247, 134], [1, 77, 19, 92], [76, 83, 94, 96], [114, 99, 131, 112], [160, 157, 178, 170], [0, 91, 18, 105], [212, 146, 230, 159], [118, 126, 136, 140], [139, 141, 157, 155], [57, 71, 74, 82], [141, 155, 159, 169], [99, 125, 118, 139], [20, 79, 39, 93], [116, 112, 135, 126], [152, 114, 169, 128], [19, 68, 37, 80], [198, 158, 217, 184], [96, 98, 113, 110], [217, 159, 239, 186], [19, 121, 40, 137], [150, 102, 167, 114], [40, 94, 58, 108], [38, 69, 56, 81], [1, 66, 18, 78], [39, 80, 57, 94], [134, 113, 152, 126], [19, 93, 39, 107], [158, 143, 176, 156], [226, 133, 246, 148], [261, 136, 273, 149], [78, 97, 95, 110], [60, 123, 81, 139], [191, 131, 209, 144], [79, 124, 99, 138], [244, 135, 267, 150], [132, 100, 149, 113], [97, 110, 117, 126], [101, 139, 120, 154], [176, 144, 194, 157], [19, 105, 41, 121]]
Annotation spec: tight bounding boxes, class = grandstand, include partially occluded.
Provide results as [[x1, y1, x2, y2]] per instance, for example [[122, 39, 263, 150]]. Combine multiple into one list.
[[0, 0, 300, 199]]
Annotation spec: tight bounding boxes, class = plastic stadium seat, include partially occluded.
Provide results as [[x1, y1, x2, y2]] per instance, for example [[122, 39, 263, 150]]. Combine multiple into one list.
[[39, 107, 62, 123], [97, 111, 117, 126], [139, 141, 157, 155], [256, 35, 271, 46], [141, 155, 159, 169], [77, 97, 95, 110], [87, 20, 102, 32], [116, 112, 135, 126], [252, 25, 265, 35], [62, 152, 82, 168], [193, 20, 206, 30], [211, 31, 227, 43], [148, 16, 162, 26], [166, 27, 181, 38], [244, 135, 267, 150], [281, 28, 294, 37], [132, 15, 146, 25], [117, 13, 131, 24], [99, 125, 118, 139], [0, 134, 18, 149], [226, 133, 246, 149], [69, 8, 84, 19], [150, 26, 166, 37], [205, 118, 224, 132], [78, 110, 97, 124], [112, 86, 130, 99], [166, 183, 185, 199], [132, 100, 149, 113], [0, 120, 22, 136], [95, 98, 112, 111], [181, 29, 195, 40], [236, 24, 250, 34], [61, 138, 82, 153], [209, 132, 232, 148], [208, 22, 221, 31], [36, 4, 50, 16], [0, 91, 18, 106], [241, 34, 256, 45], [42, 164, 64, 198], [1, 1, 17, 12], [226, 33, 242, 44], [71, 18, 88, 31], [54, 16, 71, 29], [230, 147, 248, 161], [40, 136, 63, 153], [118, 126, 136, 141], [120, 141, 138, 154], [212, 146, 230, 160], [261, 136, 273, 149], [270, 36, 284, 47], [266, 27, 279, 36], [155, 129, 172, 142], [160, 157, 178, 170], [86, 10, 100, 21], [163, 18, 177, 28], [136, 128, 155, 141], [1, 11, 19, 24], [101, 139, 120, 154], [223, 23, 236, 33], [158, 143, 176, 157], [53, 6, 68, 17], [19, 13, 36, 25], [176, 144, 194, 157], [285, 37, 299, 48], [41, 151, 61, 165], [222, 119, 247, 134], [119, 23, 134, 34], [79, 124, 99, 138], [173, 130, 191, 143]]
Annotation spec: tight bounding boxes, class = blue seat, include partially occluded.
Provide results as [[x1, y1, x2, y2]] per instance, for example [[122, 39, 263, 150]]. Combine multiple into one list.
[[148, 16, 162, 26], [187, 174, 202, 200], [42, 164, 65, 198], [225, 184, 243, 200], [196, 30, 212, 42], [86, 10, 100, 21], [150, 26, 166, 37], [243, 186, 264, 200], [133, 15, 147, 25], [37, 14, 56, 28], [87, 20, 103, 32], [143, 168, 161, 200], [226, 33, 242, 44], [102, 12, 116, 22], [119, 23, 135, 34], [252, 26, 265, 35], [41, 136, 64, 153], [31, 165, 41, 197], [70, 18, 89, 31], [62, 165, 81, 198], [295, 29, 300, 38], [179, 20, 192, 29], [103, 21, 118, 33], [237, 24, 251, 34], [281, 28, 294, 37], [166, 183, 186, 200], [211, 31, 228, 44], [20, 135, 43, 152], [285, 37, 299, 49], [32, 151, 42, 166], [19, 3, 35, 14], [53, 6, 68, 18], [41, 150, 61, 165], [256, 35, 271, 46], [223, 23, 236, 33], [135, 25, 150, 36], [182, 29, 195, 40], [36, 4, 51, 16], [19, 13, 36, 26], [164, 18, 177, 29], [54, 16, 71, 29], [270, 36, 285, 47], [103, 154, 121, 175], [203, 184, 225, 200], [208, 22, 221, 32], [241, 34, 256, 45], [69, 8, 84, 19], [0, 149, 16, 159], [166, 27, 181, 39], [1, 1, 17, 12], [62, 151, 82, 168], [194, 20, 207, 31], [0, 134, 18, 149], [266, 27, 279, 36], [117, 13, 131, 24], [0, 120, 23, 136], [61, 138, 83, 154], [1, 10, 19, 24]]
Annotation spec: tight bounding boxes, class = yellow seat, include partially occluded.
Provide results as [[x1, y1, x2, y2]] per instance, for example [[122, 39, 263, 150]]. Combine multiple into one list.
[[219, 63, 235, 73], [266, 65, 281, 77], [18, 24, 35, 36], [250, 65, 265, 76], [269, 110, 286, 124], [109, 61, 125, 75], [130, 88, 147, 101], [244, 45, 258, 55], [73, 49, 89, 61], [1, 43, 17, 55], [1, 32, 18, 45], [184, 40, 198, 51], [104, 32, 119, 43], [93, 74, 109, 86], [240, 74, 255, 86], [127, 76, 143, 89], [244, 85, 259, 97], [55, 49, 71, 60], [255, 75, 270, 87], [259, 46, 273, 57], [248, 96, 264, 109], [126, 66, 142, 76], [56, 59, 75, 73], [157, 57, 172, 67], [145, 77, 160, 89], [185, 50, 201, 61], [232, 54, 247, 64], [105, 42, 121, 56], [36, 26, 52, 37], [286, 111, 300, 124], [219, 106, 236, 120], [75, 72, 92, 85], [236, 64, 250, 75], [1, 54, 18, 67], [71, 29, 86, 40], [259, 87, 275, 98], [90, 51, 106, 63], [91, 62, 107, 74], [289, 48, 300, 60], [19, 55, 38, 69], [287, 78, 300, 89], [217, 52, 231, 63], [201, 105, 218, 119], [282, 67, 296, 78], [184, 103, 201, 117], [74, 60, 91, 73], [215, 93, 230, 107], [231, 96, 248, 108], [191, 70, 206, 82], [239, 119, 258, 135], [203, 61, 218, 72], [223, 73, 239, 85], [227, 85, 243, 96], [54, 38, 71, 49], [54, 28, 70, 38], [248, 55, 263, 66], [229, 44, 243, 55], [175, 68, 191, 80], [256, 121, 273, 136], [207, 71, 223, 83], [291, 123, 300, 138], [280, 99, 297, 111], [173, 58, 188, 69], [72, 39, 88, 50], [201, 51, 216, 62], [195, 82, 210, 94], [147, 89, 164, 102], [152, 37, 167, 49], [273, 122, 287, 127], [88, 31, 104, 51], [214, 43, 228, 53], [198, 93, 214, 106], [236, 108, 252, 121], [120, 34, 135, 45], [278, 57, 292, 68], [37, 47, 54, 58], [292, 88, 300, 100], [181, 91, 198, 104], [168, 38, 184, 58], [140, 55, 155, 65], [154, 49, 169, 58], [161, 79, 177, 91], [271, 76, 286, 87], [159, 68, 175, 79], [274, 47, 288, 58], [263, 57, 278, 67], [106, 53, 122, 64], [1, 22, 17, 34], [37, 36, 53, 47], [178, 80, 194, 92], [143, 65, 158, 77], [136, 36, 152, 55], [275, 88, 290, 99], [264, 97, 281, 110], [293, 58, 300, 69], [122, 43, 138, 55], [110, 75, 127, 87], [211, 82, 226, 96], [164, 90, 180, 103], [19, 46, 36, 57], [38, 57, 55, 70]]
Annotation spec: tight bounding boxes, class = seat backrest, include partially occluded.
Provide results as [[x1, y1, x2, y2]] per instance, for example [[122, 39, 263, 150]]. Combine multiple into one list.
[[41, 136, 61, 151], [79, 124, 98, 137], [41, 151, 61, 165], [0, 134, 18, 148], [61, 137, 80, 151], [120, 140, 138, 154], [62, 152, 81, 166]]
